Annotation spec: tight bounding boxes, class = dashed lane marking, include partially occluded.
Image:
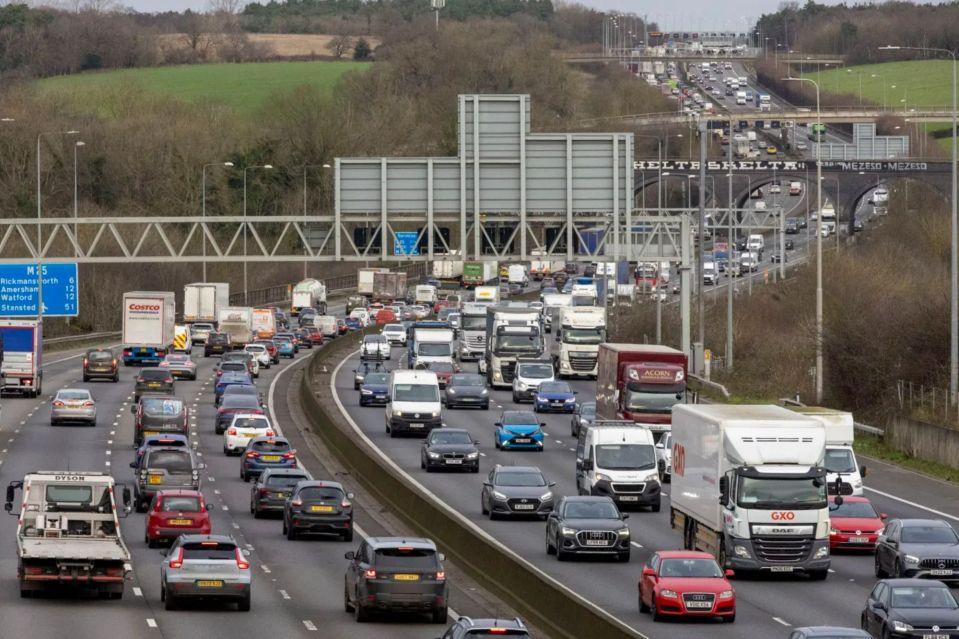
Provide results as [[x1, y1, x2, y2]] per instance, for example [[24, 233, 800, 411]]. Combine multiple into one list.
[[261, 565, 272, 574], [279, 589, 291, 600], [302, 621, 317, 632], [133, 587, 142, 597], [631, 542, 644, 549], [772, 617, 791, 626], [146, 619, 158, 628]]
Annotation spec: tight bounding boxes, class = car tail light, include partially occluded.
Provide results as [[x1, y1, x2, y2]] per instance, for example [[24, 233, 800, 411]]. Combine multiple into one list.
[[246, 451, 259, 459], [282, 452, 296, 460], [340, 499, 352, 509], [227, 429, 237, 436], [157, 349, 166, 356], [257, 488, 270, 496], [165, 378, 173, 384], [435, 571, 446, 581], [82, 401, 95, 407], [216, 370, 223, 377], [123, 349, 132, 356], [82, 358, 88, 367], [291, 498, 302, 507], [52, 400, 65, 408], [266, 430, 275, 437], [136, 377, 145, 383], [363, 569, 376, 579], [235, 548, 250, 570], [168, 548, 184, 569]]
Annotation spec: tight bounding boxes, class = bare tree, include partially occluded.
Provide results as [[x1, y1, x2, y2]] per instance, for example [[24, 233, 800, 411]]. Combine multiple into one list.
[[207, 0, 240, 16], [81, 0, 119, 14], [326, 34, 353, 59]]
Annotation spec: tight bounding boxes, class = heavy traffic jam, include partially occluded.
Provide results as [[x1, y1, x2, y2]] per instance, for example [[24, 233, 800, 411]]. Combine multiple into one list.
[[0, 262, 955, 639]]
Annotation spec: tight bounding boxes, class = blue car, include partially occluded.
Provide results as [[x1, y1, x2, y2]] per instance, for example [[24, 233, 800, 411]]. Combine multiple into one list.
[[533, 381, 577, 414], [275, 337, 296, 358], [345, 318, 363, 331], [240, 436, 297, 482], [359, 371, 390, 407], [134, 434, 189, 466], [494, 410, 545, 451], [214, 371, 254, 406]]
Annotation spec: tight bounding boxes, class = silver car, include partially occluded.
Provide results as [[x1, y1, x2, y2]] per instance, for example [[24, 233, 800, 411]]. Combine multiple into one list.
[[50, 389, 97, 426], [160, 353, 197, 381], [161, 534, 251, 611]]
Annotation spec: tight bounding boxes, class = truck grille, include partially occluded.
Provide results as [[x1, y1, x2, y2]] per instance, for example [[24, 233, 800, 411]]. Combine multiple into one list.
[[575, 530, 616, 547], [611, 483, 646, 494], [500, 362, 517, 383], [920, 558, 959, 569], [466, 335, 485, 348], [753, 536, 813, 563], [568, 353, 597, 371]]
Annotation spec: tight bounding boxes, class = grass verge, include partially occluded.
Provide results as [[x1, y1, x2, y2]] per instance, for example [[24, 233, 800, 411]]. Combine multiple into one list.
[[855, 434, 959, 485]]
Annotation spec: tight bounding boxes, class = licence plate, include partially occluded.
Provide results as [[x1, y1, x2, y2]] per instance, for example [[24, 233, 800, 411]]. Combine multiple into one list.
[[848, 537, 870, 543], [446, 459, 463, 465], [310, 505, 334, 513], [931, 569, 953, 576], [196, 580, 223, 588], [393, 574, 420, 581], [138, 348, 148, 353], [923, 635, 949, 639], [585, 540, 607, 546], [244, 433, 257, 438], [168, 518, 193, 525], [261, 455, 281, 462], [769, 566, 794, 572], [409, 423, 424, 429], [148, 383, 161, 388], [143, 431, 159, 436], [148, 475, 163, 485], [685, 601, 712, 609], [513, 438, 531, 444], [619, 496, 639, 502], [513, 504, 535, 510]]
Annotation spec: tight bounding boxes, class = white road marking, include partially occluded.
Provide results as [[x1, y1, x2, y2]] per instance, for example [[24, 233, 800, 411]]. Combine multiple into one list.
[[146, 619, 157, 628], [772, 617, 791, 627], [279, 589, 291, 600], [479, 452, 487, 457], [221, 505, 229, 511], [232, 523, 240, 529], [107, 440, 113, 445], [302, 620, 317, 631], [133, 587, 142, 596], [214, 489, 220, 495], [105, 461, 111, 467], [110, 430, 115, 436], [105, 450, 111, 456], [631, 541, 644, 548], [261, 565, 271, 574]]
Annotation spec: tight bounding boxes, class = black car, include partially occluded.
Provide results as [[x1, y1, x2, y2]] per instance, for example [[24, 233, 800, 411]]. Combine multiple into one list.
[[861, 579, 959, 639], [440, 617, 531, 638], [571, 401, 596, 438], [785, 219, 800, 234], [545, 496, 631, 562], [250, 468, 310, 518], [83, 348, 119, 382], [134, 368, 175, 403], [771, 253, 786, 263], [220, 384, 265, 410], [204, 332, 231, 357], [215, 395, 263, 434], [875, 519, 959, 583], [344, 537, 448, 623], [445, 373, 489, 409], [283, 480, 354, 541], [785, 239, 795, 250], [421, 428, 480, 473]]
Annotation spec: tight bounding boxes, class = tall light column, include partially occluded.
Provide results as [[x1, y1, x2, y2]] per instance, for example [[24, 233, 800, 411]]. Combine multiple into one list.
[[37, 129, 79, 322], [73, 140, 84, 259], [201, 161, 234, 283], [242, 164, 274, 304]]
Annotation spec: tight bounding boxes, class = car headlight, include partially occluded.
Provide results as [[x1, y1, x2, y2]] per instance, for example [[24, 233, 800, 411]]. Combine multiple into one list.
[[719, 590, 734, 599], [480, 388, 489, 395], [595, 473, 612, 482], [734, 545, 751, 559], [565, 397, 575, 402], [540, 491, 553, 501], [517, 382, 528, 390], [466, 452, 479, 460], [360, 389, 372, 395], [814, 546, 829, 559], [616, 527, 630, 537], [829, 526, 839, 535], [492, 491, 508, 500], [905, 554, 920, 565], [891, 620, 914, 633], [875, 527, 884, 537], [561, 527, 577, 536], [659, 589, 678, 598], [852, 479, 863, 488], [493, 371, 503, 381], [432, 411, 441, 418], [428, 452, 441, 459], [447, 388, 456, 394]]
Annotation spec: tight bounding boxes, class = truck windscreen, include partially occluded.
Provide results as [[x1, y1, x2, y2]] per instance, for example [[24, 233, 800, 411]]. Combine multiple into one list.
[[460, 316, 487, 331], [46, 485, 93, 505], [624, 387, 684, 413], [495, 335, 543, 353], [595, 444, 656, 471], [417, 343, 451, 357], [737, 476, 827, 510], [562, 328, 605, 345]]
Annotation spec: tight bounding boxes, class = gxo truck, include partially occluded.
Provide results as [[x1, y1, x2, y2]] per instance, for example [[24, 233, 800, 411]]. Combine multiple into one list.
[[554, 306, 606, 378], [670, 404, 832, 579], [5, 471, 132, 599]]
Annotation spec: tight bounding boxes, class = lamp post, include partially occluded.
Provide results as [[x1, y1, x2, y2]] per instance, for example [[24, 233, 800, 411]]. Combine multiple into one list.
[[73, 141, 84, 259], [302, 163, 332, 279], [242, 164, 274, 304], [846, 68, 864, 105], [37, 129, 79, 322], [634, 135, 664, 343], [880, 45, 957, 402], [784, 76, 823, 403], [201, 161, 234, 283]]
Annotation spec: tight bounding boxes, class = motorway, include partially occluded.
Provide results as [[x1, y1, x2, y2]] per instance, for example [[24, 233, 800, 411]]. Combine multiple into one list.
[[331, 332, 959, 639], [0, 313, 509, 638]]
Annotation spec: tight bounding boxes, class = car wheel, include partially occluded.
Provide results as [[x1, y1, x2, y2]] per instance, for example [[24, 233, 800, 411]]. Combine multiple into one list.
[[136, 497, 148, 514], [875, 553, 888, 578], [512, 393, 519, 403], [237, 593, 251, 612], [160, 585, 165, 602], [639, 592, 650, 613], [342, 529, 354, 542], [82, 375, 89, 383], [165, 591, 177, 611], [250, 499, 257, 516], [556, 544, 570, 562], [481, 497, 489, 516], [893, 559, 903, 579], [808, 569, 828, 581], [113, 374, 119, 382], [431, 606, 448, 625], [354, 595, 370, 622], [286, 524, 297, 541], [651, 599, 663, 622], [546, 532, 555, 555], [343, 582, 354, 612], [650, 500, 661, 513], [722, 613, 736, 623], [420, 456, 427, 470], [618, 551, 631, 563]]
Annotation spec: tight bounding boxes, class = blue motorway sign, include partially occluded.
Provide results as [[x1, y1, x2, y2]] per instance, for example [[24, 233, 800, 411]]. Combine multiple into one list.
[[393, 231, 420, 256], [0, 263, 79, 317]]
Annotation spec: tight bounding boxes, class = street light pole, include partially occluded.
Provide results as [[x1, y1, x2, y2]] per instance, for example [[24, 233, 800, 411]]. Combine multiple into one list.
[[880, 45, 957, 402], [635, 135, 664, 342], [36, 129, 79, 323], [785, 76, 823, 403], [73, 140, 84, 259], [242, 164, 274, 305], [201, 161, 234, 283]]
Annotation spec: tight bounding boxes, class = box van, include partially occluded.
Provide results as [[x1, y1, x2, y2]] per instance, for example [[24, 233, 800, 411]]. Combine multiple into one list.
[[575, 421, 661, 511], [790, 407, 865, 496], [314, 315, 338, 338], [747, 233, 764, 253], [789, 181, 803, 196], [385, 370, 442, 437]]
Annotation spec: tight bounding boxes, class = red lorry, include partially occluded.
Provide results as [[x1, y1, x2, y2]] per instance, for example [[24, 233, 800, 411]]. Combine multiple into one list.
[[595, 343, 687, 439]]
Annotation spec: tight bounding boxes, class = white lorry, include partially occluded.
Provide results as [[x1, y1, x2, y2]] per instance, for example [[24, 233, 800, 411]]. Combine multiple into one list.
[[474, 286, 500, 305], [358, 267, 389, 297], [541, 292, 573, 333], [122, 291, 175, 366], [410, 327, 455, 369], [432, 260, 464, 283], [183, 282, 229, 324], [735, 90, 747, 105], [457, 302, 489, 361], [217, 306, 254, 347], [670, 404, 832, 578], [554, 306, 606, 378], [291, 278, 327, 315], [790, 406, 865, 496], [570, 279, 598, 306], [0, 319, 43, 397], [482, 305, 544, 388], [414, 284, 438, 306], [507, 264, 529, 287], [5, 471, 132, 599]]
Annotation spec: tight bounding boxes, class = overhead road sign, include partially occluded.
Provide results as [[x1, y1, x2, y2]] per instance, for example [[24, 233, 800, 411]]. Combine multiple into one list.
[[393, 232, 420, 256], [0, 263, 79, 317]]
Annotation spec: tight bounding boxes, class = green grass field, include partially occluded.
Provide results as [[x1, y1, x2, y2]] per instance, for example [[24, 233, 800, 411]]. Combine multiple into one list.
[[36, 60, 368, 115], [803, 60, 955, 150]]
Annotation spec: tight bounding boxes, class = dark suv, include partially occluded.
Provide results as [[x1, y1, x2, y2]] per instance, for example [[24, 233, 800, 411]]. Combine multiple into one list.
[[439, 617, 531, 638], [83, 348, 119, 382], [134, 368, 175, 403], [132, 446, 203, 512], [282, 480, 354, 541], [131, 395, 188, 447], [204, 332, 232, 357], [344, 537, 448, 624]]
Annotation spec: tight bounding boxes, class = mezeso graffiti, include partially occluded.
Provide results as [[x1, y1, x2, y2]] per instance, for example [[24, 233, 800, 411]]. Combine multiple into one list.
[[633, 160, 949, 173]]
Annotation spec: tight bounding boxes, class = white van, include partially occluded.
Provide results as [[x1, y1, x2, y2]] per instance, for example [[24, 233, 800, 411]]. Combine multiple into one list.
[[575, 422, 661, 511], [385, 370, 442, 437], [790, 407, 865, 495], [314, 315, 338, 338]]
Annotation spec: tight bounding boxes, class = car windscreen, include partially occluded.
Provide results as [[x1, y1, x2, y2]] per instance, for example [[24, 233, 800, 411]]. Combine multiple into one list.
[[298, 486, 344, 501], [161, 496, 201, 512], [563, 501, 619, 519], [233, 417, 269, 430], [88, 351, 113, 362], [495, 472, 546, 487], [251, 440, 291, 453], [364, 373, 390, 385], [901, 525, 959, 544], [430, 431, 473, 446], [538, 382, 571, 394], [140, 369, 171, 380], [392, 383, 439, 403], [373, 548, 437, 571], [58, 390, 91, 401], [265, 474, 308, 488], [659, 558, 723, 578], [147, 451, 193, 473], [890, 586, 958, 609], [451, 374, 485, 387], [595, 444, 656, 471], [518, 363, 553, 379], [142, 399, 185, 417], [181, 542, 237, 560], [830, 501, 879, 518]]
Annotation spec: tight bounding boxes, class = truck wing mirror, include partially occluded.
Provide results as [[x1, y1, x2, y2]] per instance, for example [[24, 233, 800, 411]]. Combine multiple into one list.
[[130, 404, 136, 414], [3, 502, 11, 514], [583, 460, 594, 471], [860, 465, 867, 478], [718, 476, 729, 505]]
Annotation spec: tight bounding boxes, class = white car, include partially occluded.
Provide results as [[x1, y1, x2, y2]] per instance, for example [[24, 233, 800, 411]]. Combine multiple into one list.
[[381, 323, 407, 346], [360, 334, 391, 361], [754, 200, 767, 210], [768, 184, 781, 194], [243, 344, 271, 370], [349, 308, 371, 327], [223, 414, 274, 455], [656, 431, 673, 483], [411, 305, 429, 320]]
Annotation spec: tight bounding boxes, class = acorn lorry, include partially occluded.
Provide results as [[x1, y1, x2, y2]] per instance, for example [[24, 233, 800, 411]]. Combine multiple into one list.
[[5, 471, 132, 599], [595, 343, 687, 438], [121, 291, 175, 366], [670, 404, 832, 579]]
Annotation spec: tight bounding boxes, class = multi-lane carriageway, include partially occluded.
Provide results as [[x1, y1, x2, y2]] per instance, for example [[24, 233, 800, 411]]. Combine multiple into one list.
[[0, 331, 514, 639], [331, 342, 959, 639]]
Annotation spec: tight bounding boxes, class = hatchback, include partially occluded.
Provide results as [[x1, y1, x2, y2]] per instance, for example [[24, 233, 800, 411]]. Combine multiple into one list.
[[250, 468, 310, 518], [134, 368, 175, 403], [254, 339, 279, 364], [159, 353, 197, 380], [145, 489, 212, 547], [275, 337, 296, 358], [214, 372, 254, 406], [240, 437, 297, 482], [639, 550, 735, 622], [204, 332, 231, 357], [133, 446, 203, 512], [161, 535, 251, 611], [283, 480, 354, 541], [223, 414, 275, 456], [82, 348, 119, 382], [132, 396, 188, 447]]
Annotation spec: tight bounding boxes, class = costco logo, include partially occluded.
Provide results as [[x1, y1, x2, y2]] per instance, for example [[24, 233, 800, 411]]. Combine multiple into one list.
[[770, 512, 796, 521], [129, 303, 160, 311]]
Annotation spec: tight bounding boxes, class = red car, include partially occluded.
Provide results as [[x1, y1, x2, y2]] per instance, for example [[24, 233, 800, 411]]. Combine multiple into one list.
[[304, 327, 323, 346], [254, 339, 279, 364], [828, 496, 887, 551], [433, 300, 450, 314], [336, 318, 349, 335], [145, 489, 212, 547], [426, 361, 459, 389], [375, 309, 397, 326], [639, 550, 735, 622]]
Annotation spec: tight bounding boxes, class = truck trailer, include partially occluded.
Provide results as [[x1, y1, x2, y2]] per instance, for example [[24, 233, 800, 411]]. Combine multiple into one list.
[[291, 279, 327, 315], [218, 306, 254, 347], [0, 319, 42, 396], [372, 272, 407, 303], [183, 282, 229, 324], [462, 262, 499, 288], [121, 291, 175, 366]]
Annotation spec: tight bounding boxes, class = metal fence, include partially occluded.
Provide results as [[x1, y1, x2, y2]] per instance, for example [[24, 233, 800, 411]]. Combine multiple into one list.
[[895, 379, 959, 428]]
